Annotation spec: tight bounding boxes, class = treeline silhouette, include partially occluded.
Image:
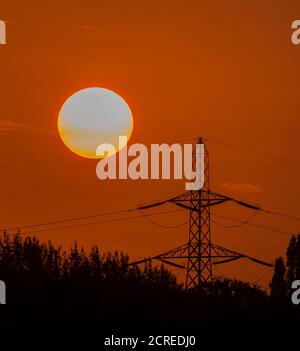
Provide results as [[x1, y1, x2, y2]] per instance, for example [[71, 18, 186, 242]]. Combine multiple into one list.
[[0, 232, 299, 331], [271, 234, 300, 301]]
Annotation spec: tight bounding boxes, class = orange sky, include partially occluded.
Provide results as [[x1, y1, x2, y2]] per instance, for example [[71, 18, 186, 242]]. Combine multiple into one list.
[[0, 0, 300, 287]]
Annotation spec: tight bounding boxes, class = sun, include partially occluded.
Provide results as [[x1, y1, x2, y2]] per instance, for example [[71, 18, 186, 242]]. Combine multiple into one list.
[[58, 87, 133, 159]]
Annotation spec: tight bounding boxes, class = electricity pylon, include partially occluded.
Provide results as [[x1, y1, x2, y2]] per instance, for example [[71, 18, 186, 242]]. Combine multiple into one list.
[[129, 137, 273, 290], [171, 138, 217, 287]]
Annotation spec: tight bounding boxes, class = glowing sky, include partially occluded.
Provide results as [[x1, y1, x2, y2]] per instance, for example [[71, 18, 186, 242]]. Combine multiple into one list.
[[1, 0, 300, 287]]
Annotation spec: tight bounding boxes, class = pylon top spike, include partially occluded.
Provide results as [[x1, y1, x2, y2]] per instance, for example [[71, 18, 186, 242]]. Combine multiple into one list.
[[197, 137, 208, 154], [198, 137, 203, 144]]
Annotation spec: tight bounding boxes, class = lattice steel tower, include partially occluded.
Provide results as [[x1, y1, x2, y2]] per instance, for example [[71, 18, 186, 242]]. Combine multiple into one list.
[[129, 137, 273, 290], [185, 137, 212, 288]]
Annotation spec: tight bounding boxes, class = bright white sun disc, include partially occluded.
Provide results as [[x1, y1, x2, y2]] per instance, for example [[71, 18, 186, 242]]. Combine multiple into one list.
[[58, 87, 133, 158]]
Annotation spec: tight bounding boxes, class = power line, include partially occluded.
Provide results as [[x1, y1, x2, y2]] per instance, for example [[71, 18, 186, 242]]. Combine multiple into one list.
[[212, 212, 295, 236], [0, 135, 299, 170], [209, 190, 300, 222], [261, 208, 300, 222], [0, 137, 194, 170], [143, 215, 188, 229], [20, 208, 185, 235], [5, 205, 295, 238], [237, 200, 300, 222], [211, 212, 259, 229], [0, 156, 74, 168], [3, 193, 299, 234], [1, 207, 136, 232], [203, 136, 300, 166]]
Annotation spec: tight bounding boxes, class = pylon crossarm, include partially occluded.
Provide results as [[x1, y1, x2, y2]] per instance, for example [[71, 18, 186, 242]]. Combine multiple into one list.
[[209, 190, 261, 211], [247, 257, 274, 267], [211, 244, 274, 267], [169, 190, 230, 210], [127, 257, 152, 266], [169, 202, 194, 211], [213, 257, 242, 265], [158, 259, 185, 269], [210, 244, 243, 257], [136, 189, 238, 213], [128, 242, 273, 269], [137, 201, 167, 210], [170, 191, 193, 201], [170, 199, 228, 210], [128, 243, 190, 267], [154, 243, 190, 259]]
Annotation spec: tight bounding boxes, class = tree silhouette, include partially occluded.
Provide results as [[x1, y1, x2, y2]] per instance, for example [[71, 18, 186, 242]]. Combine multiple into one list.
[[0, 232, 299, 330], [270, 257, 286, 301], [286, 235, 297, 287]]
